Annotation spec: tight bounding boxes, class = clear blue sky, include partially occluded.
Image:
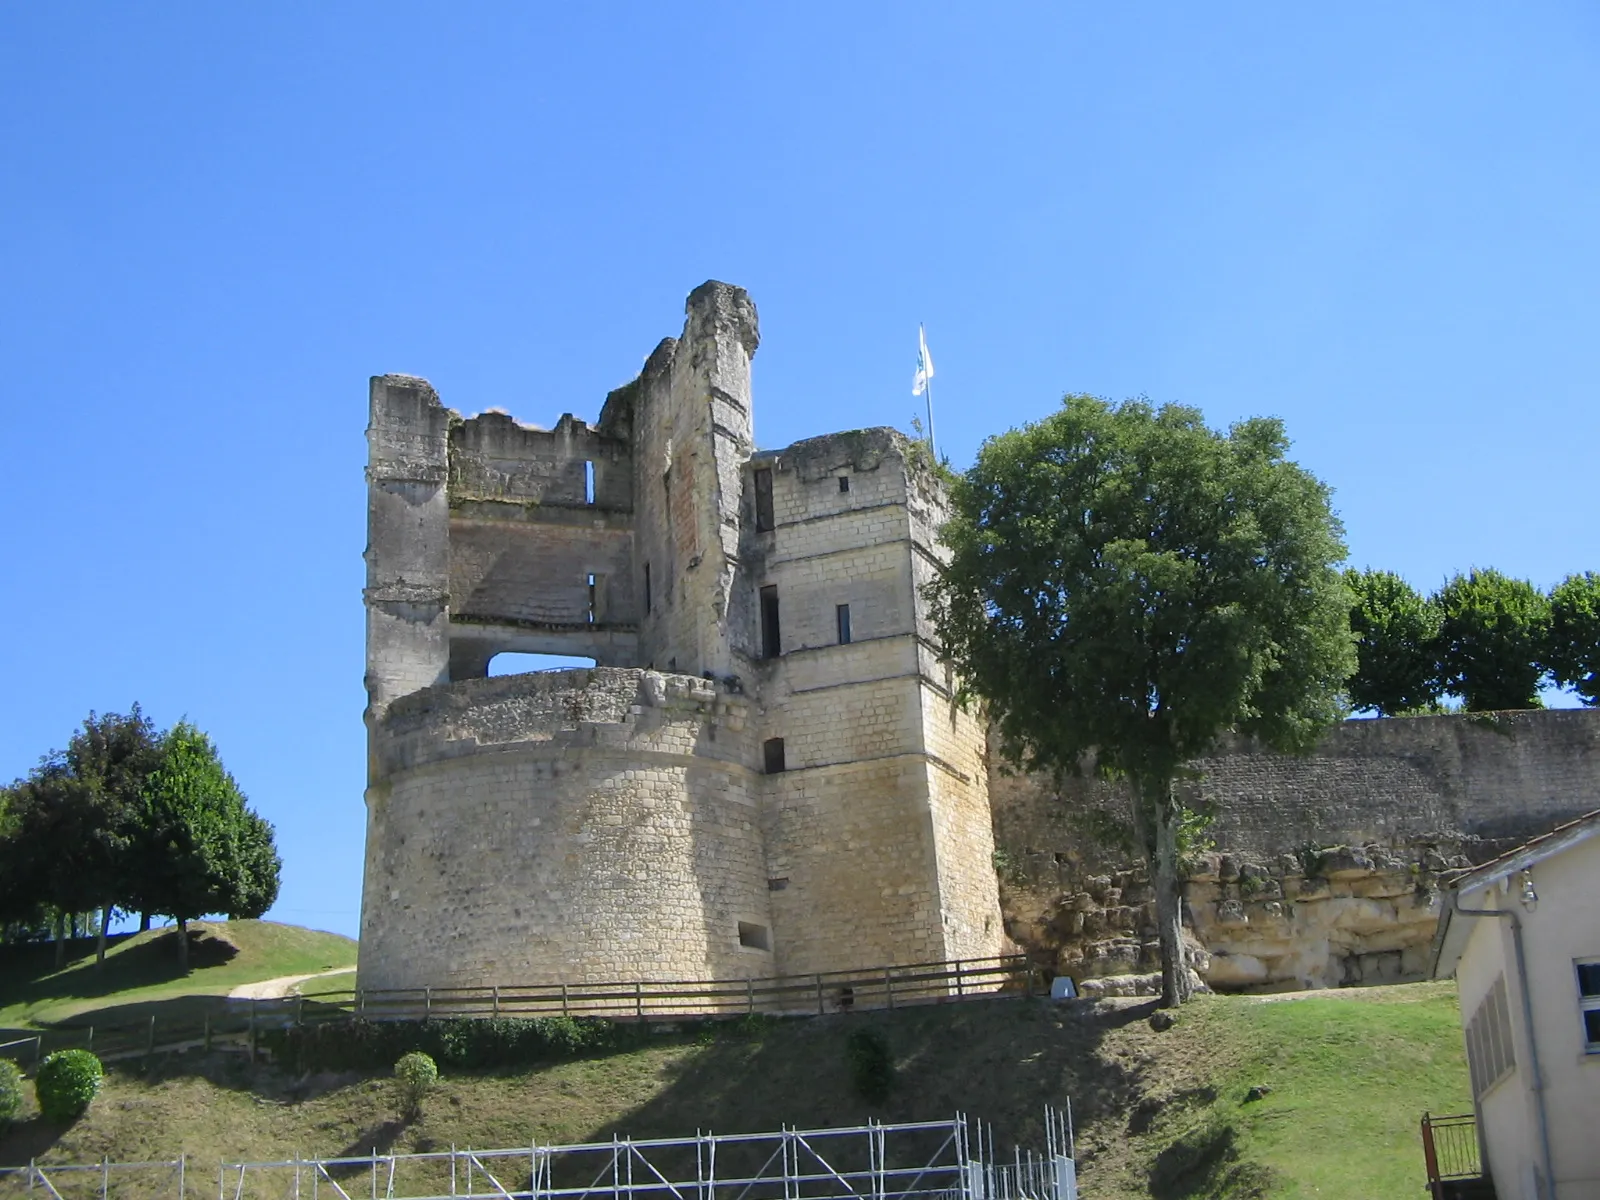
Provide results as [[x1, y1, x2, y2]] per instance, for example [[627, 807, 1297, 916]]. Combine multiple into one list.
[[3, 4, 1595, 938]]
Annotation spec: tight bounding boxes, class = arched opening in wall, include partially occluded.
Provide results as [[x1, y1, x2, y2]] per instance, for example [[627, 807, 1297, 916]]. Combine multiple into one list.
[[487, 653, 597, 677]]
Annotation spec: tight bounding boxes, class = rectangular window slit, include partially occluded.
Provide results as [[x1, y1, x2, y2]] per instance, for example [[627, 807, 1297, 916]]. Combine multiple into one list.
[[836, 603, 852, 645], [838, 475, 849, 493], [760, 585, 781, 658], [767, 877, 789, 892], [584, 460, 595, 504], [763, 737, 786, 774], [586, 573, 597, 624], [644, 563, 652, 614], [738, 922, 770, 951], [754, 468, 775, 531]]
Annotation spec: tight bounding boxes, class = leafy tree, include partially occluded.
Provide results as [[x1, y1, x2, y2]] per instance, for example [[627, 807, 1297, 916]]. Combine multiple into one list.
[[1344, 569, 1443, 714], [1546, 572, 1600, 706], [1435, 569, 1550, 711], [930, 395, 1354, 1006], [131, 722, 281, 969]]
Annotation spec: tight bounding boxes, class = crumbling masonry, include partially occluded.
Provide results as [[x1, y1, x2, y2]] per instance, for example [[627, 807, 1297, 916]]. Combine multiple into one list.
[[359, 282, 1005, 992]]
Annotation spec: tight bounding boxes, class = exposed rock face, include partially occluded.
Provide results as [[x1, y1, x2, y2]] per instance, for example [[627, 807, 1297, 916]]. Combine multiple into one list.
[[991, 709, 1600, 991]]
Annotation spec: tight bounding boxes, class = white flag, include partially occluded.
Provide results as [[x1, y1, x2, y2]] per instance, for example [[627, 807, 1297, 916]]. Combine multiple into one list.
[[912, 324, 935, 396]]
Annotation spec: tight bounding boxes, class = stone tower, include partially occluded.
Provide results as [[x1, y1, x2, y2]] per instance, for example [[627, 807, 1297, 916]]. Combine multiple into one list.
[[357, 282, 1004, 993]]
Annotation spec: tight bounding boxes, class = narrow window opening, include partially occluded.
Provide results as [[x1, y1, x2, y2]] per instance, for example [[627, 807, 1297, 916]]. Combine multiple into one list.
[[836, 603, 852, 645], [763, 737, 786, 774], [644, 563, 652, 613], [738, 921, 770, 951], [587, 573, 597, 624], [838, 475, 850, 493], [754, 468, 775, 531], [767, 877, 789, 892], [760, 585, 781, 658], [584, 460, 595, 504]]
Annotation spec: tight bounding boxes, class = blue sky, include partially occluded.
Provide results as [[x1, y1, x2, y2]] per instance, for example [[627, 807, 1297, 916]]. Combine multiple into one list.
[[2, 4, 1596, 939]]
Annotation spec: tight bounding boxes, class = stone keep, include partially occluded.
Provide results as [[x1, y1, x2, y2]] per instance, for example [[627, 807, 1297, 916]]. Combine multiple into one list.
[[359, 281, 1006, 992]]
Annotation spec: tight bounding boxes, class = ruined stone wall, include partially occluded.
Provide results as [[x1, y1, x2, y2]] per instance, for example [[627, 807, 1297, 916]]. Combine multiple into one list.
[[361, 283, 1007, 994], [358, 668, 772, 990], [990, 708, 1600, 990]]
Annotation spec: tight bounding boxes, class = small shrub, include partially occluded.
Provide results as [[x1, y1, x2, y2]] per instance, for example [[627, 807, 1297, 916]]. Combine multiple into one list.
[[34, 1050, 103, 1124], [393, 1051, 438, 1118], [845, 1027, 894, 1104], [0, 1058, 24, 1125]]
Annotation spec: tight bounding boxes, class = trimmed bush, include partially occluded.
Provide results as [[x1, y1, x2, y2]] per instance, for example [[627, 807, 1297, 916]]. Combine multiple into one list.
[[844, 1027, 894, 1104], [0, 1058, 24, 1125], [394, 1051, 438, 1118], [34, 1049, 103, 1124]]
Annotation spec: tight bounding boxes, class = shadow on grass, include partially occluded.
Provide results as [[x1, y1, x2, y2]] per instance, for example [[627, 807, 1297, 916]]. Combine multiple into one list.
[[1147, 1117, 1278, 1200], [0, 929, 240, 1017]]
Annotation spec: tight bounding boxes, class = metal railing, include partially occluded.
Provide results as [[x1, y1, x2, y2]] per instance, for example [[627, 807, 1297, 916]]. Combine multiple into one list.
[[0, 956, 1040, 1070], [0, 1110, 1077, 1200], [1420, 1112, 1484, 1193]]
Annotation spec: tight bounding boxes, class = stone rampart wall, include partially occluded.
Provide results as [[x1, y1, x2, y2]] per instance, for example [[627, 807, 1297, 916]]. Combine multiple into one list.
[[358, 668, 771, 991]]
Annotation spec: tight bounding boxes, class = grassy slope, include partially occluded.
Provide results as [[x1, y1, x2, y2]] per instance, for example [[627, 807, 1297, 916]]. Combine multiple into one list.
[[0, 920, 357, 1029], [0, 982, 1471, 1199]]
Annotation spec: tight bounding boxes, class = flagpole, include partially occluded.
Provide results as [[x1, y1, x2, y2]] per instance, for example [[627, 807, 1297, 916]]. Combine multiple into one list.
[[921, 323, 937, 461]]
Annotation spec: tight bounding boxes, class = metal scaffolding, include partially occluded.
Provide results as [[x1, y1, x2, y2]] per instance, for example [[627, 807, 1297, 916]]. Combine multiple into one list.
[[1, 1111, 1076, 1200]]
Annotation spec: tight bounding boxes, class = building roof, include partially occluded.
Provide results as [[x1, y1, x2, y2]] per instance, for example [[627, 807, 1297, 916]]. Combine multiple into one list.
[[1429, 805, 1600, 979]]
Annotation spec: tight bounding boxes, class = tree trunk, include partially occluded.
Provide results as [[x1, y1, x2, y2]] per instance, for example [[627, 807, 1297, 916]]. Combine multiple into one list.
[[54, 910, 66, 969], [1149, 777, 1195, 1009], [177, 917, 189, 972], [139, 911, 151, 933], [96, 905, 111, 969]]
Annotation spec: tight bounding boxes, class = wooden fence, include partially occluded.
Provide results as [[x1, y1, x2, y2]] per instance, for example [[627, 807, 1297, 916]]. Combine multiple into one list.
[[0, 955, 1039, 1070]]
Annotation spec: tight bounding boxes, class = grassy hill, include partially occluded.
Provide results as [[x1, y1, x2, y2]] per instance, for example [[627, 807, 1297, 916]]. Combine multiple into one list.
[[0, 980, 1471, 1200], [0, 920, 357, 1030]]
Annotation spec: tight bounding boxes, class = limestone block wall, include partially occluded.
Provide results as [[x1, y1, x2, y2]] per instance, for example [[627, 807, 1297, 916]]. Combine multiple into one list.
[[358, 668, 772, 991], [990, 708, 1600, 990]]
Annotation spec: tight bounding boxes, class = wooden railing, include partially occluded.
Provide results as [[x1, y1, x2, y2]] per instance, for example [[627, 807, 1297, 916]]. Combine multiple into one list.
[[310, 954, 1036, 1021], [0, 955, 1039, 1068]]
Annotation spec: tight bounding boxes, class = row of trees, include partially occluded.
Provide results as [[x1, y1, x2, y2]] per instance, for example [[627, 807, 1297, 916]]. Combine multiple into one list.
[[928, 393, 1598, 1009], [1347, 568, 1599, 714], [0, 708, 281, 970]]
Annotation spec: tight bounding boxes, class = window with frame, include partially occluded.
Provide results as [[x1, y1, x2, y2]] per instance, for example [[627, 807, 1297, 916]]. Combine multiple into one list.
[[1578, 960, 1600, 1052]]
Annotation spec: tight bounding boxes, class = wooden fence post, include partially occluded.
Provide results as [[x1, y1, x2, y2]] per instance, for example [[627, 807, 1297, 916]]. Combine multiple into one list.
[[561, 983, 569, 1018], [815, 975, 824, 1015], [492, 986, 500, 1018], [955, 961, 965, 997], [424, 987, 432, 1020], [746, 978, 754, 1015], [635, 981, 644, 1021], [885, 968, 895, 1010]]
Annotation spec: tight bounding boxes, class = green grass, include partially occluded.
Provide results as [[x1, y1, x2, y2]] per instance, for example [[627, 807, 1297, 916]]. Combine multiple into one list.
[[1128, 983, 1473, 1198], [0, 920, 358, 1030], [0, 981, 1471, 1199]]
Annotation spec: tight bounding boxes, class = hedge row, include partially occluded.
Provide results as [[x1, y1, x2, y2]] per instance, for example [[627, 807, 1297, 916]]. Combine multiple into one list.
[[262, 1016, 655, 1072]]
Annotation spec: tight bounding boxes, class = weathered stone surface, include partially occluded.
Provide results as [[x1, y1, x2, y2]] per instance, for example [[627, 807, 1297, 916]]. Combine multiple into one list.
[[360, 284, 1007, 997]]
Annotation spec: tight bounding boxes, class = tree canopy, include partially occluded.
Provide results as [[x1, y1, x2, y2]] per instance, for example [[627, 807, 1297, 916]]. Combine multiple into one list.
[[1436, 569, 1551, 712], [0, 710, 279, 969], [1344, 568, 1444, 715], [930, 394, 1354, 1005], [1546, 572, 1600, 706]]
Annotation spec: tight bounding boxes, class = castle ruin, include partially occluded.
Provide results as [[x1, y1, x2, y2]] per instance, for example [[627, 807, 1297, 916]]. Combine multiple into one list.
[[359, 281, 1004, 992]]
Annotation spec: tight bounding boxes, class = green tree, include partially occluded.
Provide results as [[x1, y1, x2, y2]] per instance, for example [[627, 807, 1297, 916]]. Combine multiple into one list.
[[1435, 569, 1550, 711], [930, 395, 1354, 1006], [1546, 572, 1600, 706], [1344, 569, 1443, 715], [131, 722, 281, 969]]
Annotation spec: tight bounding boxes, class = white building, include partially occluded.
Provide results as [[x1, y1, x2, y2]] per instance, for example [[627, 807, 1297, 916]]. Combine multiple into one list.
[[1431, 807, 1600, 1200]]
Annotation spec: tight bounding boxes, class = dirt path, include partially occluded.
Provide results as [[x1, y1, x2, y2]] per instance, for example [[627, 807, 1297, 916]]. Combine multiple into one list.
[[227, 968, 354, 1000]]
